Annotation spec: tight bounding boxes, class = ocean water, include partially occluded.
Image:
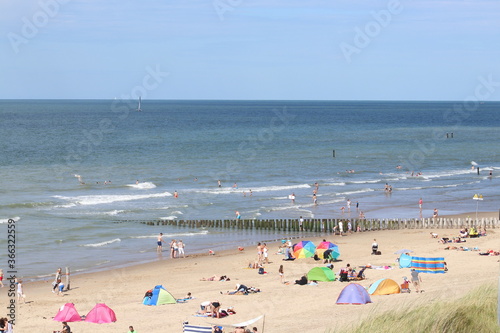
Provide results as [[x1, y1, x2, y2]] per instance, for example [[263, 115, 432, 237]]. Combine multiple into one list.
[[1, 100, 499, 279]]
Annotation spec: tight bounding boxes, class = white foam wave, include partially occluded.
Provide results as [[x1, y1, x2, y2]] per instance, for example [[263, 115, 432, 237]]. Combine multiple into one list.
[[0, 216, 20, 223], [171, 210, 184, 215], [127, 182, 157, 189], [323, 182, 346, 186], [419, 169, 473, 180], [160, 216, 177, 220], [349, 179, 381, 184], [54, 203, 77, 208], [105, 210, 125, 216], [83, 238, 121, 247], [54, 192, 172, 206], [192, 183, 311, 195], [131, 230, 209, 239], [338, 189, 375, 196]]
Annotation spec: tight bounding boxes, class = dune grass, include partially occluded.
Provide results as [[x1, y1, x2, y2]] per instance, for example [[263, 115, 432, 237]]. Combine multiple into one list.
[[330, 284, 499, 333]]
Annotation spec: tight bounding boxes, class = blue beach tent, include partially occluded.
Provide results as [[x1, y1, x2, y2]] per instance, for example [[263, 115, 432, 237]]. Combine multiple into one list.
[[399, 253, 412, 268], [143, 285, 176, 305]]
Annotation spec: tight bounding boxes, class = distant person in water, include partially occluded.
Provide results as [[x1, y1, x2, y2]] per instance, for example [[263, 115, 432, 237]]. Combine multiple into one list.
[[174, 190, 178, 198], [218, 180, 221, 187], [433, 208, 439, 218]]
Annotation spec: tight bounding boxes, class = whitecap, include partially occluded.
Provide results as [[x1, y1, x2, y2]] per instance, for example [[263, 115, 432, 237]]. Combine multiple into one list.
[[0, 216, 20, 224], [54, 192, 172, 206], [82, 238, 121, 247], [127, 182, 157, 189]]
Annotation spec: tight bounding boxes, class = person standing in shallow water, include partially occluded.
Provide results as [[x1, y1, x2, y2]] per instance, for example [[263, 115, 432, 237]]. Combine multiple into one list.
[[157, 233, 164, 253]]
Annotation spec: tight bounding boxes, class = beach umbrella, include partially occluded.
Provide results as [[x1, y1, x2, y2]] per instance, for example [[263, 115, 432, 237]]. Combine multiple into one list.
[[316, 241, 340, 260], [54, 303, 82, 322], [394, 249, 413, 255], [292, 241, 316, 258], [85, 303, 117, 324]]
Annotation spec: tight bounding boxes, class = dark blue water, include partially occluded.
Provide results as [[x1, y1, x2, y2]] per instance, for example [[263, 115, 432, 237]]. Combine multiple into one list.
[[1, 100, 499, 278]]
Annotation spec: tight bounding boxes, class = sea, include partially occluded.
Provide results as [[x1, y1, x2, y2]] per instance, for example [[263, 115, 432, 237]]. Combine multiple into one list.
[[1, 99, 499, 280]]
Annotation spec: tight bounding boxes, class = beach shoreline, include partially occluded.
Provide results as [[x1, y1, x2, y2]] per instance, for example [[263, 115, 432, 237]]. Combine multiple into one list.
[[19, 211, 499, 282], [12, 212, 500, 332]]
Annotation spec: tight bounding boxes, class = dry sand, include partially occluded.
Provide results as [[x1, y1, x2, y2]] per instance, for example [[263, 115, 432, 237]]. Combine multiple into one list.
[[11, 212, 500, 333]]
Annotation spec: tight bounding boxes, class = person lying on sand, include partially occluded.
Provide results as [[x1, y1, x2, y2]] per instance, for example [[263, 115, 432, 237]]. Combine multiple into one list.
[[479, 250, 500, 256], [224, 284, 260, 295], [200, 275, 231, 281]]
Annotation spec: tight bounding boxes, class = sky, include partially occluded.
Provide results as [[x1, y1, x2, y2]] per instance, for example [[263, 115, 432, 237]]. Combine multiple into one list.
[[1, 0, 499, 100]]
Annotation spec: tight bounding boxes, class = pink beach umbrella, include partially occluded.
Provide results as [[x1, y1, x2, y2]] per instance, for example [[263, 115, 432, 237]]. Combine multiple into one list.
[[54, 303, 82, 322], [85, 303, 117, 324]]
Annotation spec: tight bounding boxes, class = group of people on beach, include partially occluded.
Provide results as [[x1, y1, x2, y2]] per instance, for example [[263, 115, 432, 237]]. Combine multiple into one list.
[[156, 233, 185, 258]]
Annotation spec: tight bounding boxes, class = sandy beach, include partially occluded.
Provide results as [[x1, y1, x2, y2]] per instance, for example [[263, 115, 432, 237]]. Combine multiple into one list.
[[11, 212, 500, 333]]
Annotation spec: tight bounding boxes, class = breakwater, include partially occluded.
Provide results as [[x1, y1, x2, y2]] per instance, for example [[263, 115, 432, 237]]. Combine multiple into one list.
[[116, 217, 500, 232]]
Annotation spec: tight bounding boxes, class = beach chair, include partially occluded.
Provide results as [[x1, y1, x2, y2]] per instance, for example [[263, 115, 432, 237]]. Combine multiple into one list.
[[183, 322, 213, 332]]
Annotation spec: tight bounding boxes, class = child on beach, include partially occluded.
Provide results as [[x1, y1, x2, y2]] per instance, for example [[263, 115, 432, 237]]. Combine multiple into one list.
[[128, 325, 137, 333], [279, 265, 284, 284], [17, 279, 25, 303], [57, 281, 65, 296]]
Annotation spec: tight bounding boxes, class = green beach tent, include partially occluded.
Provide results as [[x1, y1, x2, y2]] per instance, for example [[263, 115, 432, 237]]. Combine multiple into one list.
[[307, 267, 336, 282]]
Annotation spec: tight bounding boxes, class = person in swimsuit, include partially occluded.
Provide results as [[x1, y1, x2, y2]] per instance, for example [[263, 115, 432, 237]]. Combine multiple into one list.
[[157, 233, 164, 253]]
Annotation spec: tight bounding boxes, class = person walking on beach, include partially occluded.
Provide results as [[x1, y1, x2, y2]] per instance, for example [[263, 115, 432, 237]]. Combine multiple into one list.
[[17, 279, 25, 303], [256, 243, 263, 263], [411, 269, 423, 293], [157, 233, 164, 253], [299, 216, 304, 231], [262, 243, 269, 264], [278, 265, 285, 284], [52, 268, 62, 293]]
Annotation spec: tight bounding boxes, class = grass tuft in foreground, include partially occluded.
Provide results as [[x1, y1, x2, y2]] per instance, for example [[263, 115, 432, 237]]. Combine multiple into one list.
[[331, 284, 499, 333]]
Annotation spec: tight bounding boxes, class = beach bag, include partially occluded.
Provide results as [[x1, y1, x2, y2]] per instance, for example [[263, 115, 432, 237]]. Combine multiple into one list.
[[258, 267, 264, 274]]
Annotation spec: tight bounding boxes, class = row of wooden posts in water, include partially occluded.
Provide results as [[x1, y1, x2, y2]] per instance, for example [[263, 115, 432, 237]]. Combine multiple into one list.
[[122, 217, 500, 231]]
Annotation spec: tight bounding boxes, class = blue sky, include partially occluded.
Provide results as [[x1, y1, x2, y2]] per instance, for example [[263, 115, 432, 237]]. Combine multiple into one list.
[[1, 0, 499, 100]]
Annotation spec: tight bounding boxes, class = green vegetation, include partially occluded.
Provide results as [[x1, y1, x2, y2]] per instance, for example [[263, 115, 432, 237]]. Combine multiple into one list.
[[331, 284, 499, 333]]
